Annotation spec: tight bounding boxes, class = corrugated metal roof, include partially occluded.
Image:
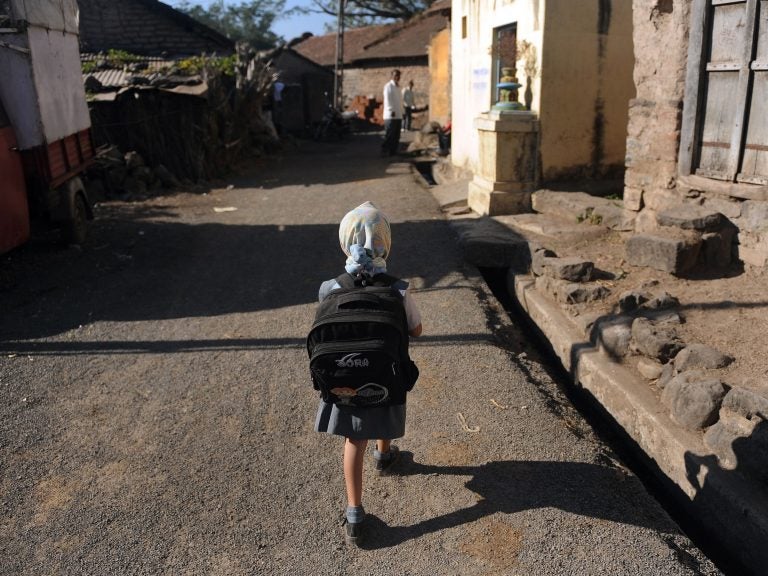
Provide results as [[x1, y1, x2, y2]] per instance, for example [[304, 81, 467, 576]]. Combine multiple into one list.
[[82, 53, 203, 91]]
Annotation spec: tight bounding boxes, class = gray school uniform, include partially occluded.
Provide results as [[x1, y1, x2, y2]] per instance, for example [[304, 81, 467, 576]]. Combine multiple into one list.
[[313, 276, 418, 440]]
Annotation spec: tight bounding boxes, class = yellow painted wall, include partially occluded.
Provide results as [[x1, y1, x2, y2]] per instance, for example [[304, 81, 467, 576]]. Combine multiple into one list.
[[452, 0, 634, 183], [540, 0, 634, 181], [429, 27, 452, 125]]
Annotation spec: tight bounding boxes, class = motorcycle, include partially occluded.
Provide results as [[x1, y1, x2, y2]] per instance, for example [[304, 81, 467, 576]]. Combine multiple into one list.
[[314, 103, 356, 142]]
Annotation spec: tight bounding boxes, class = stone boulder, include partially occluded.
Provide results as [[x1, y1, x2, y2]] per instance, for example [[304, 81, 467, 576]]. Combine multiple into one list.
[[540, 256, 594, 282], [661, 371, 727, 430], [674, 343, 734, 372], [658, 361, 676, 389], [618, 290, 652, 312], [592, 315, 633, 358], [643, 291, 680, 310], [630, 317, 684, 362], [531, 247, 557, 276], [704, 388, 768, 484], [535, 276, 610, 305], [656, 204, 724, 232], [626, 232, 702, 275], [722, 387, 768, 420], [637, 357, 664, 380]]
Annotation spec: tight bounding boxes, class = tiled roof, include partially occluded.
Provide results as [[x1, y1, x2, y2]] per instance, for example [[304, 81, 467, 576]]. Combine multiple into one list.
[[425, 0, 451, 15], [78, 0, 235, 57], [292, 23, 396, 67], [293, 5, 449, 67], [362, 11, 449, 60]]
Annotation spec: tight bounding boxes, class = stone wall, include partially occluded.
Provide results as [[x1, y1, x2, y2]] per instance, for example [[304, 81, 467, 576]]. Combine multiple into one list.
[[624, 0, 691, 215], [625, 1, 768, 270]]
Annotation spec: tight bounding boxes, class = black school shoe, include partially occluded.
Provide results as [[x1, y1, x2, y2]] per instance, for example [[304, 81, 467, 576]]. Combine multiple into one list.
[[374, 446, 400, 476], [343, 517, 365, 546]]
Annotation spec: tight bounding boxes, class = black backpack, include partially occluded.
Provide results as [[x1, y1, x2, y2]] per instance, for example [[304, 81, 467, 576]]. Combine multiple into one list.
[[307, 273, 419, 407]]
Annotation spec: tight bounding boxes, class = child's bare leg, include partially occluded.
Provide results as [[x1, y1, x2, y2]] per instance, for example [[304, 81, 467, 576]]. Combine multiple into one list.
[[376, 439, 391, 454], [344, 438, 368, 507]]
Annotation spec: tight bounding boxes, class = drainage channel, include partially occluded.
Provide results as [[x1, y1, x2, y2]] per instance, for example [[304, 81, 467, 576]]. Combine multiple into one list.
[[478, 266, 739, 576], [414, 160, 437, 186]]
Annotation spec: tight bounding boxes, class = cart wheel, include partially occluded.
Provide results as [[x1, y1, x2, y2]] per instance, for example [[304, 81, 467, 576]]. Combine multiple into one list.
[[62, 193, 88, 245]]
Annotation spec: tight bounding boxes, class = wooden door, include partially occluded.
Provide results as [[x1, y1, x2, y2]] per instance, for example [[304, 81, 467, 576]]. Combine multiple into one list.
[[695, 0, 768, 184], [739, 0, 768, 183]]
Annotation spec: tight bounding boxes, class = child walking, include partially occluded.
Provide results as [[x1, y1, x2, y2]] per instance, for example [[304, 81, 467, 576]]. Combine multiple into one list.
[[314, 201, 423, 546]]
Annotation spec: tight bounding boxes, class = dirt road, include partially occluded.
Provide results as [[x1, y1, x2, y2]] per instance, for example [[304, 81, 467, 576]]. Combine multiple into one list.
[[0, 134, 720, 575]]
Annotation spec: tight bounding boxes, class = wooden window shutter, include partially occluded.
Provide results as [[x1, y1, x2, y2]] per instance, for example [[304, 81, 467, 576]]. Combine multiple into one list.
[[693, 0, 768, 184]]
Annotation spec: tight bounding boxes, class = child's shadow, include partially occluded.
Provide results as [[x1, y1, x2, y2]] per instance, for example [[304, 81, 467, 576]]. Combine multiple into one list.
[[359, 451, 676, 550]]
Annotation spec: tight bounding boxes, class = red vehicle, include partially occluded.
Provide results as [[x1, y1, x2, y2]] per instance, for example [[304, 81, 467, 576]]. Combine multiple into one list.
[[0, 0, 94, 254]]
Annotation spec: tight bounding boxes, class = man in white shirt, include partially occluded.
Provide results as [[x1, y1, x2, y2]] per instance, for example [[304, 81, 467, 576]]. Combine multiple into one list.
[[381, 70, 403, 156], [402, 80, 415, 131]]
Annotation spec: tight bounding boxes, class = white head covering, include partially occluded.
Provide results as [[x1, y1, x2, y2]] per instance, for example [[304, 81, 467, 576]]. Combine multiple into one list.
[[338, 201, 391, 276]]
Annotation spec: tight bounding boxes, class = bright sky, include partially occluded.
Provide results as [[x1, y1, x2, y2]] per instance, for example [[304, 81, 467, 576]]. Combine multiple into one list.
[[167, 0, 337, 42]]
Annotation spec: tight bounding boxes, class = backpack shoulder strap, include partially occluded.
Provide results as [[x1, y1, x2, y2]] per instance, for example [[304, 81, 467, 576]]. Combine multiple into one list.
[[334, 273, 357, 288], [372, 273, 409, 293], [333, 272, 408, 293], [370, 273, 397, 286]]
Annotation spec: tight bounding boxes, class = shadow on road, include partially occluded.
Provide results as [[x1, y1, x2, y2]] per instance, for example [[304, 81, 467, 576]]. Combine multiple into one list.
[[361, 453, 682, 550], [0, 213, 465, 341], [228, 132, 416, 190]]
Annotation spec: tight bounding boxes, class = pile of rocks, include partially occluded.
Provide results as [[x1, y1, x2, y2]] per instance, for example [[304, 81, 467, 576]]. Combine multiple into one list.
[[87, 148, 181, 202], [587, 282, 767, 488], [527, 244, 767, 488], [530, 250, 609, 305]]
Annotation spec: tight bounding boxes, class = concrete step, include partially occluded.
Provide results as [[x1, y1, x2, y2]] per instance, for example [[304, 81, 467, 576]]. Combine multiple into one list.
[[496, 212, 610, 244], [532, 189, 635, 231]]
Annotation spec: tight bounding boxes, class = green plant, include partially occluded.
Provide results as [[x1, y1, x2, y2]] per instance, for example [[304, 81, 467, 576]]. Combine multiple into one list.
[[577, 208, 603, 226], [106, 49, 142, 67], [176, 54, 238, 77], [81, 60, 98, 74]]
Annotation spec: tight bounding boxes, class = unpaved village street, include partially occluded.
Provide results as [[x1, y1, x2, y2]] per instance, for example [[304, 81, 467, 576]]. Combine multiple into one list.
[[0, 134, 720, 575]]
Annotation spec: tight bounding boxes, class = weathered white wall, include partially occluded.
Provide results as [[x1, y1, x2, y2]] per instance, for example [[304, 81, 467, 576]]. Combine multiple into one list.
[[452, 0, 634, 184], [9, 0, 79, 33], [0, 1, 89, 149], [28, 27, 91, 144], [451, 0, 544, 171]]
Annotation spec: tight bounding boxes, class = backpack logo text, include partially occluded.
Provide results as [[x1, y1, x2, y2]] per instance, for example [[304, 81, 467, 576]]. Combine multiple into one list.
[[336, 353, 370, 368]]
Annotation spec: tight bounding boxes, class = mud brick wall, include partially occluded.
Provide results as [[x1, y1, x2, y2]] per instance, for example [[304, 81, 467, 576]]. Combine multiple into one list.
[[624, 0, 691, 215], [342, 63, 430, 112]]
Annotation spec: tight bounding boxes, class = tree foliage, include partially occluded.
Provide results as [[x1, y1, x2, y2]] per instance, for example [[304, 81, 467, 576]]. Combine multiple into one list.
[[306, 0, 434, 29], [173, 0, 286, 49]]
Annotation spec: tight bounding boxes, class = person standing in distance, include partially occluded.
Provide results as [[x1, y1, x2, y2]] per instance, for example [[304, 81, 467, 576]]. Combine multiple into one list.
[[402, 80, 415, 131], [381, 69, 403, 156]]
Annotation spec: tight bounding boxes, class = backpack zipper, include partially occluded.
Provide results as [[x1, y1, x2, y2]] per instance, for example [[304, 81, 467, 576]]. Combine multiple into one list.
[[310, 312, 406, 332]]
